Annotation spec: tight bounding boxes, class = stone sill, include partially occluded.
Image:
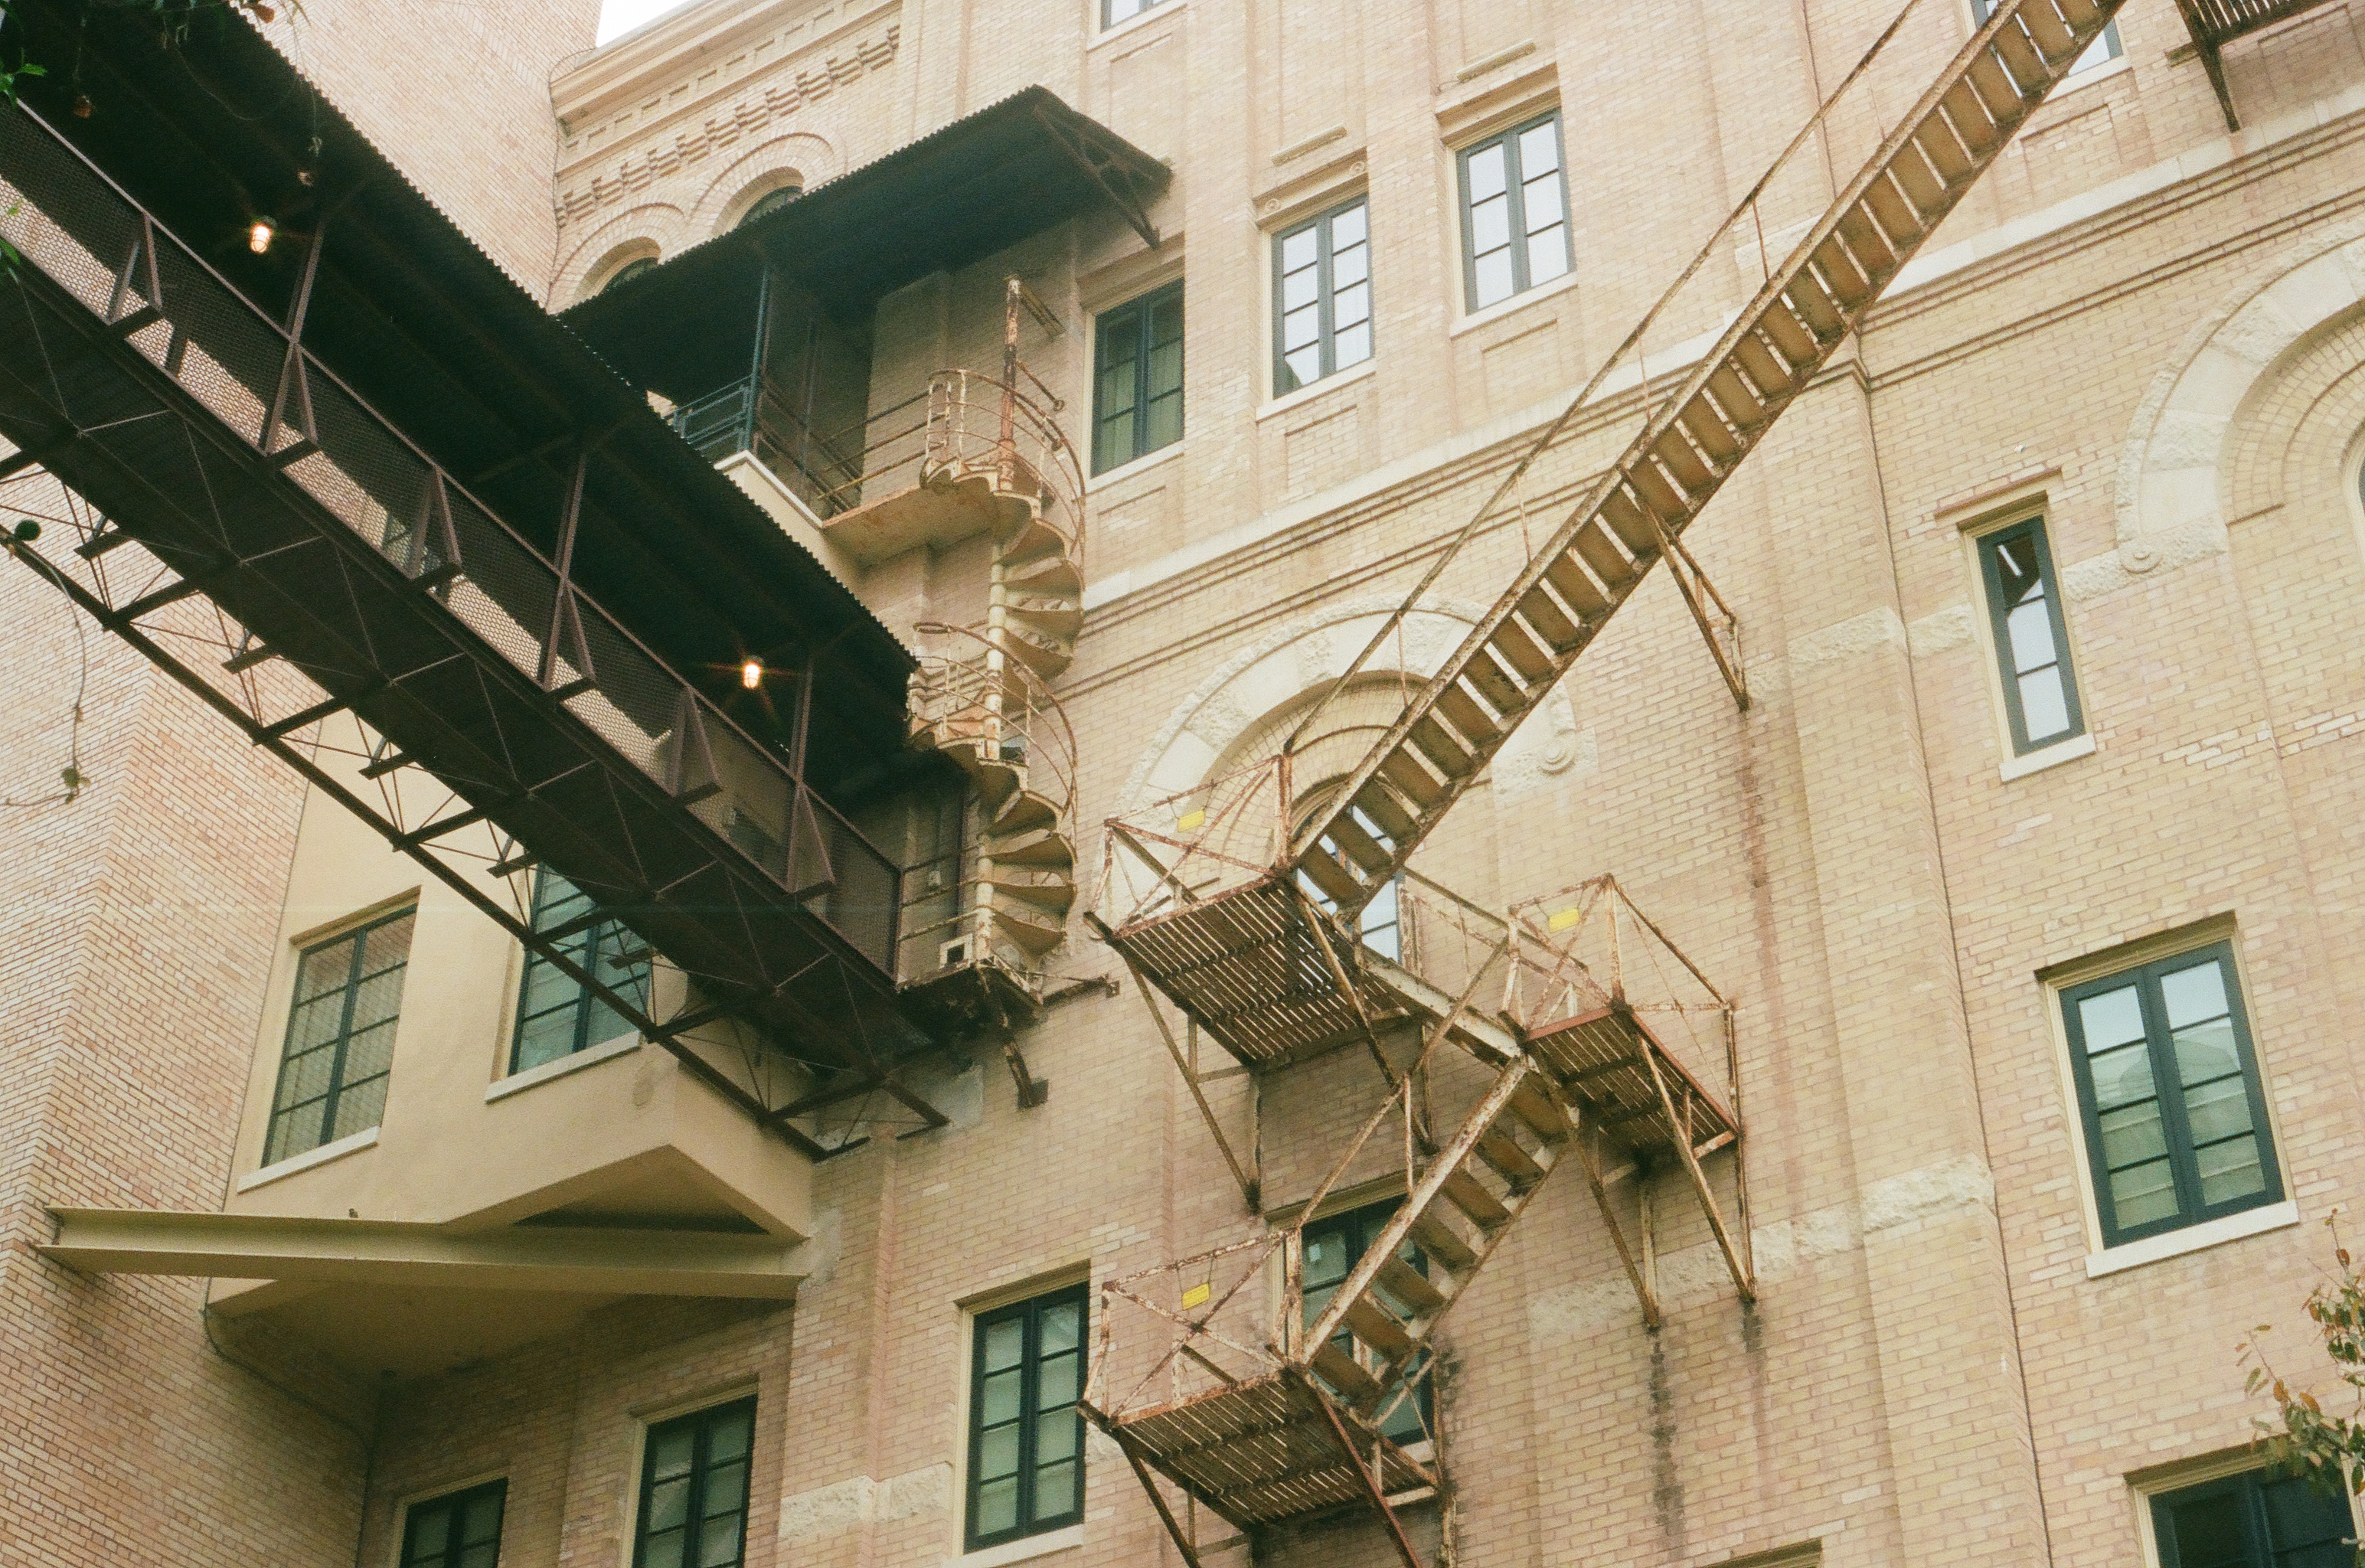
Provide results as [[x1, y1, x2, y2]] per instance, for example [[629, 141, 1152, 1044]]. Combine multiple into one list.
[[235, 1125, 379, 1194], [2085, 1199, 2300, 1279], [485, 1033, 642, 1102], [1999, 731, 2096, 782], [949, 1524, 1083, 1568]]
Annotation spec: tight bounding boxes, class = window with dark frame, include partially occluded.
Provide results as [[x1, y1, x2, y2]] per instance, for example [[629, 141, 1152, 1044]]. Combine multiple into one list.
[[1274, 197, 1373, 395], [1978, 516, 2084, 755], [734, 185, 802, 227], [264, 906, 416, 1165], [1970, 0, 2122, 74], [1300, 1200, 1430, 1446], [2151, 1468, 2353, 1568], [966, 1284, 1087, 1550], [2063, 940, 2282, 1249], [634, 1398, 756, 1568], [1458, 110, 1571, 312], [399, 1479, 506, 1568], [511, 869, 651, 1075], [1102, 0, 1171, 27], [1093, 281, 1184, 475]]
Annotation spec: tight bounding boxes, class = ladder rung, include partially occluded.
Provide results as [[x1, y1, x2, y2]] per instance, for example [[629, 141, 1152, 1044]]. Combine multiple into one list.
[[1325, 809, 1392, 878], [1677, 395, 1743, 466], [1833, 207, 1896, 287], [1476, 1126, 1545, 1188], [1891, 141, 1949, 215], [1433, 684, 1501, 751], [1406, 714, 1475, 778], [1757, 304, 1820, 371], [1862, 174, 1925, 250], [1378, 749, 1448, 809], [1297, 844, 1364, 907], [2020, 1, 2079, 65], [1461, 648, 1527, 718], [1965, 47, 2032, 126], [1572, 520, 1640, 594], [1406, 1211, 1478, 1276], [1308, 1341, 1384, 1406], [1942, 80, 2006, 158], [1782, 272, 1847, 345], [1488, 616, 1554, 683], [1989, 23, 2051, 98], [1343, 1296, 1415, 1364], [1627, 458, 1692, 526], [1507, 1080, 1570, 1141], [1514, 584, 1583, 654], [1732, 333, 1799, 399], [1705, 365, 1769, 432], [1441, 1168, 1510, 1231], [1653, 423, 1720, 493], [1811, 234, 1872, 309], [1913, 113, 1976, 187], [1543, 549, 1612, 619], [1351, 779, 1417, 844], [1377, 1256, 1446, 1318]]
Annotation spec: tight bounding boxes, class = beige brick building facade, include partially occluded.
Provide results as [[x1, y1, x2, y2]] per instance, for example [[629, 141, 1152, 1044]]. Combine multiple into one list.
[[9, 2, 2365, 1567]]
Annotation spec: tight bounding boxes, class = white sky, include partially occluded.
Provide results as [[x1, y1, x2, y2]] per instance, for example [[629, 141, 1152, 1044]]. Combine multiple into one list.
[[597, 0, 695, 45]]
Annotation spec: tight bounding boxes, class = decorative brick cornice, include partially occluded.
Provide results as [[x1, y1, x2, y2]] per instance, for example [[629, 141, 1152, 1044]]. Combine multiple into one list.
[[553, 7, 899, 232]]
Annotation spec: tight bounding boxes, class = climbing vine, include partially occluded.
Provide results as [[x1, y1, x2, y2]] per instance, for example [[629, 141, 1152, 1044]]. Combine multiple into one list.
[[2239, 1214, 2365, 1527]]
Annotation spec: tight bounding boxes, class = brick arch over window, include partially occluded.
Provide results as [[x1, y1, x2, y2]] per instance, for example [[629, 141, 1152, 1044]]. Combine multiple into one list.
[[557, 209, 680, 304], [696, 133, 837, 234], [2116, 220, 2365, 573]]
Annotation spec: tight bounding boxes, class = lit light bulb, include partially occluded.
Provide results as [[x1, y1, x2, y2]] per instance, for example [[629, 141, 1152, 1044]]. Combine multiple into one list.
[[740, 658, 763, 691], [247, 217, 276, 255]]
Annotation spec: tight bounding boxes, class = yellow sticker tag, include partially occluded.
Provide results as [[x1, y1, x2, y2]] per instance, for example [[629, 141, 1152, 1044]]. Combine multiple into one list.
[[1547, 906, 1582, 932], [1180, 1282, 1211, 1310], [1177, 808, 1207, 831]]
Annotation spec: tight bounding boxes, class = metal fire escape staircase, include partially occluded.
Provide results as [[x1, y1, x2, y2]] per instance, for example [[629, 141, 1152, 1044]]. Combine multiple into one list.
[[0, 103, 949, 1158], [903, 282, 1086, 985], [1086, 0, 2126, 1561]]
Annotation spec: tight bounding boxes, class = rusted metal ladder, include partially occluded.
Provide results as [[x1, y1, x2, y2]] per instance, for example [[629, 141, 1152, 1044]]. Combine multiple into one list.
[[1289, 0, 2128, 920]]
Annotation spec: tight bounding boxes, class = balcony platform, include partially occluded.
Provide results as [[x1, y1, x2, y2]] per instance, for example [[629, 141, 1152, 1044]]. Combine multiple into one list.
[[1090, 1370, 1437, 1531]]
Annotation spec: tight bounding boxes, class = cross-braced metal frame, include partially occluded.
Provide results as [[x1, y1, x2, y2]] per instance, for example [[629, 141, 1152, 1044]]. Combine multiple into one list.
[[0, 100, 951, 1155]]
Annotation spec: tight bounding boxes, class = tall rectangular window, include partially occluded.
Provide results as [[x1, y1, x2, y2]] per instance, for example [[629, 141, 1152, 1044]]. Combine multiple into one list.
[[966, 1285, 1086, 1550], [511, 870, 650, 1074], [1459, 111, 1570, 312], [635, 1399, 756, 1568], [400, 1480, 505, 1568], [1978, 517, 2084, 755], [1302, 1200, 1430, 1445], [1093, 282, 1184, 475], [2152, 1468, 2352, 1568], [1274, 198, 1373, 395], [2063, 941, 2281, 1248], [265, 906, 415, 1165], [1971, 0, 2121, 74]]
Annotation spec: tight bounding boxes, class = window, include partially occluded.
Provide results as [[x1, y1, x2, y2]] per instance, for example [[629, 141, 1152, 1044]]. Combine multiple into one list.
[[2152, 1468, 2353, 1568], [1274, 198, 1373, 395], [735, 185, 801, 227], [635, 1399, 756, 1568], [1093, 281, 1184, 475], [1978, 517, 2084, 755], [400, 1480, 505, 1568], [2063, 941, 2281, 1248], [1302, 1200, 1429, 1446], [1102, 0, 1171, 26], [1458, 111, 1570, 312], [966, 1285, 1087, 1550], [511, 870, 650, 1074], [603, 256, 658, 293], [264, 906, 415, 1165], [1971, 0, 2121, 74]]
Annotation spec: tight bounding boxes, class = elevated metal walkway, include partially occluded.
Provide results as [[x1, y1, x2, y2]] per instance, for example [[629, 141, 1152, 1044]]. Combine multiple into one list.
[[0, 102, 938, 1157]]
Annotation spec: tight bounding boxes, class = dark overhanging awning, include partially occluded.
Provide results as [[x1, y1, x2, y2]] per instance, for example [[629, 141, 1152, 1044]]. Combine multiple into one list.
[[563, 87, 1171, 403]]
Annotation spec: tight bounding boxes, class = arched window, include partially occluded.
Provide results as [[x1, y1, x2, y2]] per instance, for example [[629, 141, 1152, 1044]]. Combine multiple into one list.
[[602, 255, 658, 292], [735, 184, 802, 228]]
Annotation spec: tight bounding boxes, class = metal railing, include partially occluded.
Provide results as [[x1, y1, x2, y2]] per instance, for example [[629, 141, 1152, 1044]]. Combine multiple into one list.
[[2174, 0, 2331, 41], [671, 364, 1086, 560], [0, 103, 902, 972]]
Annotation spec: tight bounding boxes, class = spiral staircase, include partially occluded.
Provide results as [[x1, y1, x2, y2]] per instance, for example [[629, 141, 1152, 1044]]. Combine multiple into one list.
[[893, 311, 1087, 1035]]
